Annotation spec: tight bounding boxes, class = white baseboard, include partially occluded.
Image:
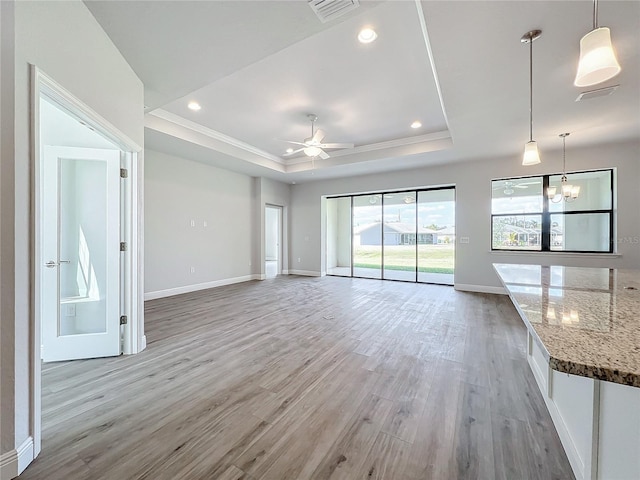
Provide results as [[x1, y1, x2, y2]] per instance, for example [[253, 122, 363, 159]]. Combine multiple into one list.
[[1, 436, 34, 480], [288, 269, 322, 277], [140, 335, 147, 352], [282, 269, 289, 275], [454, 283, 506, 295], [144, 274, 260, 300]]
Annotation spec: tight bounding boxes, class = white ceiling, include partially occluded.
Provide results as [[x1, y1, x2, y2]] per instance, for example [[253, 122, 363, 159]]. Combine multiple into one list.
[[86, 0, 640, 184]]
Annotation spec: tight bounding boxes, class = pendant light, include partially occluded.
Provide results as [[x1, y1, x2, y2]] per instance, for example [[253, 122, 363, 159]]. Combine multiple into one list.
[[547, 133, 580, 203], [521, 30, 542, 166], [575, 0, 621, 87]]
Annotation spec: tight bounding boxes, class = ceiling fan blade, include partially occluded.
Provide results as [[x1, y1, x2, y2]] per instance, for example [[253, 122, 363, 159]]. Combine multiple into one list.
[[312, 129, 326, 143], [318, 150, 330, 160], [284, 140, 308, 146], [514, 185, 528, 189], [318, 143, 354, 149], [282, 148, 305, 157]]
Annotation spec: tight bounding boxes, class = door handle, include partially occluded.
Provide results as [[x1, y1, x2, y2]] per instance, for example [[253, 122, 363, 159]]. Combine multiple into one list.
[[45, 261, 58, 268]]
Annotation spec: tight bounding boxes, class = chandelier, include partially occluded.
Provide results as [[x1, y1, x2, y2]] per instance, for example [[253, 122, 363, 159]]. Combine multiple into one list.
[[547, 133, 579, 203]]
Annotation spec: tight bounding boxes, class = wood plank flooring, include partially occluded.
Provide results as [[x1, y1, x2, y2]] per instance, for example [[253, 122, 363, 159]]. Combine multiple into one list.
[[21, 276, 574, 479]]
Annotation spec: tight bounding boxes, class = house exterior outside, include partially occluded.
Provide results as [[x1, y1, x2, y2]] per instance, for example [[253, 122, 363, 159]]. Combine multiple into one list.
[[354, 222, 455, 246]]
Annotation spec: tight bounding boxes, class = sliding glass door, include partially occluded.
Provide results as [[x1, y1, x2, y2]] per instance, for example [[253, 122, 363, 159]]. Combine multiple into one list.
[[326, 197, 352, 276], [326, 187, 455, 285], [383, 192, 417, 281], [417, 189, 455, 284], [352, 194, 382, 279]]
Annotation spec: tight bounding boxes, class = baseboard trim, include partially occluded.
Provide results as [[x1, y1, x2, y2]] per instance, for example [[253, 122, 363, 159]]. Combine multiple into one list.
[[454, 283, 506, 295], [282, 269, 289, 275], [1, 436, 34, 480], [144, 275, 260, 300], [140, 335, 147, 352], [288, 269, 322, 277]]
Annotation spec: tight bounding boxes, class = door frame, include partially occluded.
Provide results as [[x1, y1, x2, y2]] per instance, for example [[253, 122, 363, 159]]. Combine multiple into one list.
[[30, 66, 143, 458], [265, 204, 283, 277]]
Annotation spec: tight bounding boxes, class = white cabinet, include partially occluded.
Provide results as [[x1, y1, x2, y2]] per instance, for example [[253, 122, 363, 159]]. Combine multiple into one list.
[[526, 332, 640, 480]]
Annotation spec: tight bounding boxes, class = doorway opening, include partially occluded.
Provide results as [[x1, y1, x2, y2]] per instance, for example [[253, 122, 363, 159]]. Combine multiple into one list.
[[326, 187, 456, 285], [265, 205, 282, 278], [31, 68, 142, 462]]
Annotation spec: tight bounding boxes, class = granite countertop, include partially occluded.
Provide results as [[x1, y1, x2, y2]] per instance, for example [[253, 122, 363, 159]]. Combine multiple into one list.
[[493, 263, 640, 388]]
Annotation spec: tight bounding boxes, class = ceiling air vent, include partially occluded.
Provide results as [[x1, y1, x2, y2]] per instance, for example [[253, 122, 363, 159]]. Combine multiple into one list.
[[576, 84, 619, 102], [308, 0, 360, 23]]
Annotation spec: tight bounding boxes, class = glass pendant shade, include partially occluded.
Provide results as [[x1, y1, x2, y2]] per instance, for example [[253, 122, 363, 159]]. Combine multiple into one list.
[[303, 146, 322, 157], [522, 141, 541, 166], [570, 186, 581, 198], [547, 186, 557, 198], [574, 27, 621, 87]]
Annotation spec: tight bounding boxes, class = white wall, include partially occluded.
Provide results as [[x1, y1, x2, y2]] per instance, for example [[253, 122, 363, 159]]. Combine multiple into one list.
[[1, 0, 144, 474], [144, 149, 255, 296], [0, 0, 17, 457], [290, 140, 640, 291]]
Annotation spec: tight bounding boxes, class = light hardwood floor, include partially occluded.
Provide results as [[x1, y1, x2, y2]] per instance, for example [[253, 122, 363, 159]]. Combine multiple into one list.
[[21, 276, 574, 480]]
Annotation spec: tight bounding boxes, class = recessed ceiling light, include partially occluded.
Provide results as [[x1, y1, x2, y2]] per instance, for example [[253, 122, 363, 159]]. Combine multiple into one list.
[[411, 121, 422, 129], [286, 148, 294, 153], [187, 101, 201, 111], [358, 28, 377, 44]]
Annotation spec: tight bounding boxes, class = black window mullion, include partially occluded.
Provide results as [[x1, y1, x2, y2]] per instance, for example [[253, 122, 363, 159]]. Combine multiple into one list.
[[541, 175, 551, 251], [491, 168, 614, 253]]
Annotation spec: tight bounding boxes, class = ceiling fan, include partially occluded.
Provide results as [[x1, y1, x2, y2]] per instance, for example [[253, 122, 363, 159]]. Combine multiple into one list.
[[282, 114, 354, 159], [493, 180, 540, 195]]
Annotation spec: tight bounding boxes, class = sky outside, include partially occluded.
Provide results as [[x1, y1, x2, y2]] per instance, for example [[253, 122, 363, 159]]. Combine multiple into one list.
[[353, 201, 455, 229]]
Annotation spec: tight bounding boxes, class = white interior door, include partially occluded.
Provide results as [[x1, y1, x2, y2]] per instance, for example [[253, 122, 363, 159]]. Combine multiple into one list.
[[41, 146, 121, 362]]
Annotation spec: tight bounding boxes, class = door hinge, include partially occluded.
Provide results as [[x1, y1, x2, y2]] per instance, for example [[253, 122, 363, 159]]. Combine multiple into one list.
[[120, 315, 128, 325], [120, 168, 128, 178], [120, 242, 127, 252]]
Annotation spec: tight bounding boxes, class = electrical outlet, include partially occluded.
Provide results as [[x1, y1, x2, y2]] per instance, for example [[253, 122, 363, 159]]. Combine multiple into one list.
[[203, 220, 208, 227], [190, 266, 195, 274], [64, 304, 76, 317], [190, 219, 195, 227], [298, 257, 301, 263]]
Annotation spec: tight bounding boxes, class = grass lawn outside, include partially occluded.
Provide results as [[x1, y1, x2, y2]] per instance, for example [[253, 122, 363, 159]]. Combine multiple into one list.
[[353, 244, 455, 274]]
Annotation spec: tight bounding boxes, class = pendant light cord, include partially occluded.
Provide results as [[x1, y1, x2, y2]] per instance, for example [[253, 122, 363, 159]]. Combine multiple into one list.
[[529, 38, 533, 142], [593, 0, 598, 29], [562, 135, 566, 174]]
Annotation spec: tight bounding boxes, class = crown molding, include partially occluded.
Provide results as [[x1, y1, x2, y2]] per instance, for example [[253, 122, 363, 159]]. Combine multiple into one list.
[[147, 109, 286, 165], [145, 109, 452, 175], [284, 130, 452, 168]]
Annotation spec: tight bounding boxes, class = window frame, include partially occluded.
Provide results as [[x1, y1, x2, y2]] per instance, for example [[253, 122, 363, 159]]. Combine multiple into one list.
[[491, 169, 614, 253]]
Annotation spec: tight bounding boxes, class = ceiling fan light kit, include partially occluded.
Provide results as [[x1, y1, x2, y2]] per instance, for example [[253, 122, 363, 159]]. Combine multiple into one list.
[[521, 29, 542, 166], [282, 114, 354, 160], [575, 0, 621, 87]]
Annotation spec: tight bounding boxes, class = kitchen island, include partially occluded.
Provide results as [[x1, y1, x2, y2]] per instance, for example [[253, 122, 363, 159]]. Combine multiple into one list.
[[494, 263, 640, 480]]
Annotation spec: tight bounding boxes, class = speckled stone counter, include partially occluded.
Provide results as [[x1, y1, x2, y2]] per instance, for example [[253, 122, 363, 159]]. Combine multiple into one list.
[[493, 263, 640, 388], [493, 264, 640, 480]]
